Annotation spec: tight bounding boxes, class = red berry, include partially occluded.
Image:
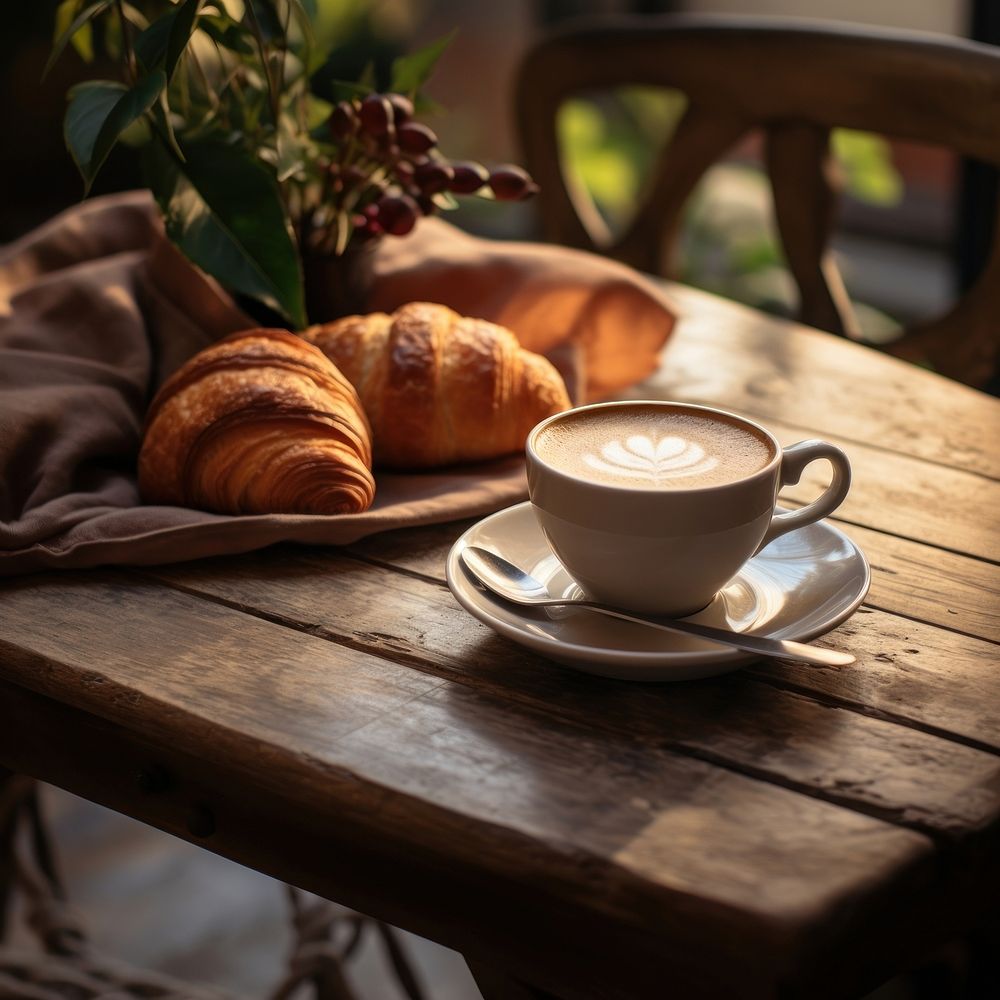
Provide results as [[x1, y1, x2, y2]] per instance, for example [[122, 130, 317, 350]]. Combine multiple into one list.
[[448, 161, 490, 194], [376, 193, 419, 236], [359, 94, 392, 136], [394, 160, 415, 184], [386, 93, 414, 125], [397, 122, 437, 154], [489, 164, 539, 201], [329, 101, 356, 140], [414, 161, 454, 195]]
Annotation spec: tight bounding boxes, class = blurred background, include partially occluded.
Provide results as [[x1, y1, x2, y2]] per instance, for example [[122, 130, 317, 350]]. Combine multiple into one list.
[[1, 2, 997, 997], [2, 0, 997, 348]]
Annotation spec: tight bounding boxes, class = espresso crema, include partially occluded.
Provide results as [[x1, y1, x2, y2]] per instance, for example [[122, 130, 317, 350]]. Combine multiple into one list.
[[534, 407, 774, 489]]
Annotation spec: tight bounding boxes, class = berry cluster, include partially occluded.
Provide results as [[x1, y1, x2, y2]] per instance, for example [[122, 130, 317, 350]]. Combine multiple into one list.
[[316, 91, 538, 251]]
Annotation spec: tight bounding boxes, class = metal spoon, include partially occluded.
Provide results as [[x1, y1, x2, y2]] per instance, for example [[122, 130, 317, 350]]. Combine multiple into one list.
[[460, 545, 854, 668]]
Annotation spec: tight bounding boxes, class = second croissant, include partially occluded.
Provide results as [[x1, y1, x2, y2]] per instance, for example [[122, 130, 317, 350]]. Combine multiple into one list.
[[305, 302, 571, 468]]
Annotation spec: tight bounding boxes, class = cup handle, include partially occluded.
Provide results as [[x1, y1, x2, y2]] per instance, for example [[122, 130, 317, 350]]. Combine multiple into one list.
[[755, 440, 852, 553]]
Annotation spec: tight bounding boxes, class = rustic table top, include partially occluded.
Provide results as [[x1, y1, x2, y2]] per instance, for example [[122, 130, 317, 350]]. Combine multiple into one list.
[[2, 284, 999, 1000]]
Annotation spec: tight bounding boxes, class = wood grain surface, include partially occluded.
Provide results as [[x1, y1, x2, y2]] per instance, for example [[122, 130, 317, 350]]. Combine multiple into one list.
[[656, 285, 1000, 481], [1, 287, 999, 999]]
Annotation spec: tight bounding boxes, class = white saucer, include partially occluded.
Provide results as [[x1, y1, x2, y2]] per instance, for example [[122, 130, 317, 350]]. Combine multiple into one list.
[[445, 502, 870, 682]]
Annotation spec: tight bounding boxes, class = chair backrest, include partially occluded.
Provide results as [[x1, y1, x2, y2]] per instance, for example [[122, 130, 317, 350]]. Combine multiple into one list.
[[516, 15, 1000, 387]]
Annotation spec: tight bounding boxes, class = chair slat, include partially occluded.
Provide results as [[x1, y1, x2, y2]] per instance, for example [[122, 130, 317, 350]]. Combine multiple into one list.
[[766, 122, 860, 338], [615, 106, 749, 275]]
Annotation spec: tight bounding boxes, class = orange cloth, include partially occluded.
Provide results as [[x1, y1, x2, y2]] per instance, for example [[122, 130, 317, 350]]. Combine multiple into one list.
[[0, 191, 674, 574]]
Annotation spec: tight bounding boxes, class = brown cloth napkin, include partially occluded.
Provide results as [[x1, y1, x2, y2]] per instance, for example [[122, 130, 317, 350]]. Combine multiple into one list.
[[0, 191, 675, 575]]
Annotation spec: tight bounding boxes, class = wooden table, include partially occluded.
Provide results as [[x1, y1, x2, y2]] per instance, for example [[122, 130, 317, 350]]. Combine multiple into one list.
[[2, 285, 999, 1000]]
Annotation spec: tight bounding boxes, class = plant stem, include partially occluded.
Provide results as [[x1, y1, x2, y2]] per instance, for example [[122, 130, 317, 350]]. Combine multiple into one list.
[[186, 45, 219, 113], [210, 44, 243, 132], [245, 0, 295, 222], [275, 0, 293, 116], [115, 0, 138, 84], [245, 0, 280, 129]]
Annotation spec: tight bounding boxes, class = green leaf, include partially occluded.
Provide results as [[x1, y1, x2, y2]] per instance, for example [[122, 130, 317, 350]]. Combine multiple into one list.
[[64, 82, 123, 186], [325, 79, 370, 103], [198, 12, 255, 54], [146, 138, 306, 328], [274, 111, 317, 182], [120, 3, 150, 29], [53, 0, 82, 39], [54, 0, 95, 63], [118, 115, 151, 147], [135, 0, 203, 79], [249, 0, 283, 41], [414, 93, 444, 116], [389, 30, 456, 97], [832, 128, 904, 207], [252, 0, 315, 49], [166, 0, 205, 79], [431, 190, 459, 212], [134, 10, 174, 70], [358, 59, 376, 90], [45, 0, 113, 79], [305, 94, 333, 129], [284, 0, 317, 48], [153, 91, 184, 162], [65, 72, 166, 192]]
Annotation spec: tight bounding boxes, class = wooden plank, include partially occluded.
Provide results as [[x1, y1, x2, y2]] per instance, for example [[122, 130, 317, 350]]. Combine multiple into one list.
[[141, 550, 1000, 830], [0, 678, 941, 1000], [747, 606, 1000, 751], [619, 358, 1000, 561], [349, 519, 476, 583], [653, 283, 1000, 480], [345, 501, 1000, 641], [0, 575, 942, 1000], [765, 417, 1000, 562], [352, 523, 1000, 750], [343, 523, 1000, 752], [843, 524, 1000, 644]]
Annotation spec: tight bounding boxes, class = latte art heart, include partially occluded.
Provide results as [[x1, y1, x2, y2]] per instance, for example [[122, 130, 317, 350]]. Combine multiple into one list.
[[533, 407, 775, 490], [583, 435, 720, 481]]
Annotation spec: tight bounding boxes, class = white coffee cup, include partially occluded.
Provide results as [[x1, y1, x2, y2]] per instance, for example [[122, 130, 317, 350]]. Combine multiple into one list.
[[526, 400, 851, 617]]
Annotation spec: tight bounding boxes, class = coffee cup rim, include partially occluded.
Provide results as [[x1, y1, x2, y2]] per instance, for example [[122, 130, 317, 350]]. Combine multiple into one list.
[[526, 400, 782, 495]]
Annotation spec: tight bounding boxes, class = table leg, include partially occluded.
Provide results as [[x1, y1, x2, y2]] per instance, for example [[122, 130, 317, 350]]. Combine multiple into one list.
[[467, 958, 562, 1000]]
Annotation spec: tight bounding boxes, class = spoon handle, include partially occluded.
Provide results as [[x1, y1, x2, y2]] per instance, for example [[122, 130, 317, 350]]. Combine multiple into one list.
[[579, 602, 854, 667]]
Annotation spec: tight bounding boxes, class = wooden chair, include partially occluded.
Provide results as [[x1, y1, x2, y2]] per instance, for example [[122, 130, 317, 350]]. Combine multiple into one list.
[[515, 15, 1000, 388]]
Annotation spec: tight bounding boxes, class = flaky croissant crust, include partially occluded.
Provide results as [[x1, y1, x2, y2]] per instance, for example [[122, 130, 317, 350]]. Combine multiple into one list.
[[138, 329, 375, 515], [305, 302, 570, 468]]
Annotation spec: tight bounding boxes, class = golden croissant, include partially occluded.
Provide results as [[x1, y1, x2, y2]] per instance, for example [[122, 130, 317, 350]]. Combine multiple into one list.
[[304, 302, 571, 468], [138, 329, 375, 515]]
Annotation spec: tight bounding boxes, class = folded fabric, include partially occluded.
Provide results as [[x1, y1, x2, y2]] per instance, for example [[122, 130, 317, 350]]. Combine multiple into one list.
[[0, 191, 675, 575]]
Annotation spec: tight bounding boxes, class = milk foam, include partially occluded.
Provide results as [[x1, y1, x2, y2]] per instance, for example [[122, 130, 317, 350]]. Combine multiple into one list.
[[536, 409, 773, 489]]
